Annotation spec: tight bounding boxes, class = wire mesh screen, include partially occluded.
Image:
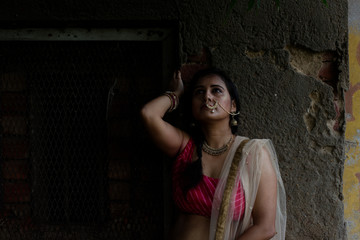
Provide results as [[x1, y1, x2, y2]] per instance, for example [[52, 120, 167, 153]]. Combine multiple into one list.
[[0, 41, 165, 239]]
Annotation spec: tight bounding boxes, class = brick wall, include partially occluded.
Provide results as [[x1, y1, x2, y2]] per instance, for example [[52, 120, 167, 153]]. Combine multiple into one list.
[[180, 48, 211, 83]]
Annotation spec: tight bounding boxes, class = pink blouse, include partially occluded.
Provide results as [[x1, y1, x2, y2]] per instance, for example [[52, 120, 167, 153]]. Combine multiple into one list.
[[172, 138, 245, 219]]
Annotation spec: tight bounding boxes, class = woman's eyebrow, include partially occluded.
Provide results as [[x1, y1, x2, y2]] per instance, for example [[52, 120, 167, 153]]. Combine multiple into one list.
[[194, 85, 205, 89], [193, 84, 225, 90]]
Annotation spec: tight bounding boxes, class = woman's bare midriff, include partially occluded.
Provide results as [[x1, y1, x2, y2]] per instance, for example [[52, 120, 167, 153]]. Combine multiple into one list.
[[171, 213, 210, 240]]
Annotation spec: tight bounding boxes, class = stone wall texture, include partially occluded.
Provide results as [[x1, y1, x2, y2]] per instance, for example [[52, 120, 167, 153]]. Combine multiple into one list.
[[0, 0, 348, 239]]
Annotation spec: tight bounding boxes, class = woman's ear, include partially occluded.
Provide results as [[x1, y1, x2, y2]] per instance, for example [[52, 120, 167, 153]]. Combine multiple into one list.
[[231, 100, 237, 112]]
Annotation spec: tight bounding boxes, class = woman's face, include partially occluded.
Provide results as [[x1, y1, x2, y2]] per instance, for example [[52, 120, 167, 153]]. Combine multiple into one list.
[[191, 74, 236, 123]]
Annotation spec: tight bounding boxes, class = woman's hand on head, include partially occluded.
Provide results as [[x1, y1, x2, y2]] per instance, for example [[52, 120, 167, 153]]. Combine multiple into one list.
[[140, 69, 189, 157], [170, 70, 184, 97]]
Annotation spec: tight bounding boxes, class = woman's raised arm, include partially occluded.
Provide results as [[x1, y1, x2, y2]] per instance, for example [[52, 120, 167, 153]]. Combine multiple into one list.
[[140, 71, 190, 157]]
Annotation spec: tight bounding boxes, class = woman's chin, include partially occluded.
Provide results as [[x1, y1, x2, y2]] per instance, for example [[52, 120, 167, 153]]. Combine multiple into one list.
[[194, 112, 228, 123]]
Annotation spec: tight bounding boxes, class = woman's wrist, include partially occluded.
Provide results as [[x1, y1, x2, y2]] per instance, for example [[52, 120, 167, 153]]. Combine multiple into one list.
[[163, 91, 179, 112]]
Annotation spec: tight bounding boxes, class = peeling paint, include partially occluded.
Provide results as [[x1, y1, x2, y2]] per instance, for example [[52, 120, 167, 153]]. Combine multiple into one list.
[[345, 82, 360, 122], [287, 45, 342, 135], [344, 28, 360, 239], [286, 45, 323, 79]]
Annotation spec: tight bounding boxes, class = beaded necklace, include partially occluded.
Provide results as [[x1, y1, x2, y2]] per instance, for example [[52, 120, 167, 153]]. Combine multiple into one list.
[[202, 135, 234, 156]]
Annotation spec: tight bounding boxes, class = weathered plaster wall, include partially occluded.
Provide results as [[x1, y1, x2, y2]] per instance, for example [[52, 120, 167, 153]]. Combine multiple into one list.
[[0, 0, 348, 239], [344, 0, 360, 239]]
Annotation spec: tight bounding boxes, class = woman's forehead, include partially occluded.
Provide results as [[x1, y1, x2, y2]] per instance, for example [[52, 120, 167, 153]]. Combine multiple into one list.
[[195, 74, 226, 87]]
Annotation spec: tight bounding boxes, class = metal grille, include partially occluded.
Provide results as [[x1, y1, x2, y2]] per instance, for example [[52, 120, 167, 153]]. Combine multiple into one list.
[[0, 41, 165, 239]]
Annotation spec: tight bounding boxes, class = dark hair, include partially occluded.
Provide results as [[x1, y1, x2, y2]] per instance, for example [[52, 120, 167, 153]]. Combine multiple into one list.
[[181, 67, 240, 195]]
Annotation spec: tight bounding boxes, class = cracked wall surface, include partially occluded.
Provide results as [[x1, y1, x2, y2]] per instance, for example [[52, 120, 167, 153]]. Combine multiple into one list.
[[0, 0, 348, 239]]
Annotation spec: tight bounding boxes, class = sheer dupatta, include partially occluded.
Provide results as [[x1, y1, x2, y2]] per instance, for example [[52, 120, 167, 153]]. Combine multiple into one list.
[[209, 136, 286, 240]]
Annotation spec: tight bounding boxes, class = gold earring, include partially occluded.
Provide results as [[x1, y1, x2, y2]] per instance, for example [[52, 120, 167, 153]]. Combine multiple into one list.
[[231, 115, 238, 127]]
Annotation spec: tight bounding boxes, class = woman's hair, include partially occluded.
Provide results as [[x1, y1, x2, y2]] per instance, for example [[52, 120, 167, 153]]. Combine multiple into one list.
[[181, 67, 240, 195]]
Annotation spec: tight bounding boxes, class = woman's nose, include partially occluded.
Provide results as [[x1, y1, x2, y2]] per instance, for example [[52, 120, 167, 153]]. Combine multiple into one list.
[[205, 90, 213, 99], [205, 94, 213, 102], [206, 97, 217, 106]]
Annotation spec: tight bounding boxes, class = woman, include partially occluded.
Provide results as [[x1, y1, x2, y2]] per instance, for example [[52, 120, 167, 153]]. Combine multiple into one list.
[[141, 68, 286, 240]]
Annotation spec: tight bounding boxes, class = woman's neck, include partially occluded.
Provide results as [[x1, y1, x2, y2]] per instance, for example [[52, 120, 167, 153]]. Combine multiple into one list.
[[201, 124, 233, 148]]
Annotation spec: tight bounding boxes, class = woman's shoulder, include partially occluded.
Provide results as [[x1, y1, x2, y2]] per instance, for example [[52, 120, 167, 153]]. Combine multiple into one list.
[[235, 136, 272, 146], [235, 136, 275, 158], [176, 135, 194, 159]]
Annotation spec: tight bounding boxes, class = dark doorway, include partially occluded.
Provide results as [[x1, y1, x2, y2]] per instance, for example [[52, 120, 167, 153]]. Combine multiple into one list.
[[0, 37, 172, 239]]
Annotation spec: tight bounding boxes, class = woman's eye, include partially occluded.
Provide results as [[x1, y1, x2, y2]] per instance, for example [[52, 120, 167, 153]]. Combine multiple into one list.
[[194, 89, 205, 95], [212, 88, 223, 94]]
